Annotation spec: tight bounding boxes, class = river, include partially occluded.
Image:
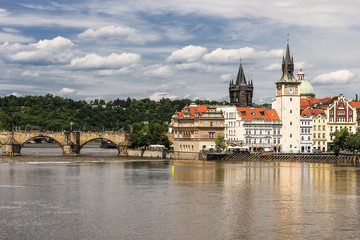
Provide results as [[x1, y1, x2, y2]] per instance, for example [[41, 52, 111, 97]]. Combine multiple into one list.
[[1, 145, 360, 239]]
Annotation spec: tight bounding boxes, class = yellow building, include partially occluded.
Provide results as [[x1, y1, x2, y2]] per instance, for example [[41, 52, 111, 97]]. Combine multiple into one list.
[[171, 104, 225, 153]]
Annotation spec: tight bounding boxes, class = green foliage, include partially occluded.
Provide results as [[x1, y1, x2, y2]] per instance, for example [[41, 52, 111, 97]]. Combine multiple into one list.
[[0, 95, 227, 132], [333, 128, 350, 154], [215, 135, 226, 150]]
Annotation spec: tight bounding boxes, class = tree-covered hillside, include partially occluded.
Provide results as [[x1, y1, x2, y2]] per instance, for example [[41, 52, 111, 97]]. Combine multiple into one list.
[[0, 94, 228, 131]]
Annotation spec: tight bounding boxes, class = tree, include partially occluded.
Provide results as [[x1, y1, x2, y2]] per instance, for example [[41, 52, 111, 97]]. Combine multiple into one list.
[[333, 128, 350, 155], [215, 135, 226, 151]]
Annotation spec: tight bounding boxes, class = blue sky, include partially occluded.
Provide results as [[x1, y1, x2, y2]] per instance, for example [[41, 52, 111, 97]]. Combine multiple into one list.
[[0, 0, 359, 103]]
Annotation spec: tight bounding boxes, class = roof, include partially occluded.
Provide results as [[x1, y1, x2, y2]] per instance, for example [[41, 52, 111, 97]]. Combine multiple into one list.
[[237, 107, 280, 121], [300, 97, 337, 109], [350, 101, 360, 109], [177, 106, 208, 119], [301, 108, 325, 118], [299, 79, 315, 96]]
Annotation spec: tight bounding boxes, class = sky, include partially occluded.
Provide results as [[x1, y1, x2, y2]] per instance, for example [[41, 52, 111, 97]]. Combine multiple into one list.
[[0, 0, 359, 103]]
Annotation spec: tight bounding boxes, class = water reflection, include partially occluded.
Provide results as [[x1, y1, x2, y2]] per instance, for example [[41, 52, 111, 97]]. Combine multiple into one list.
[[1, 158, 360, 239]]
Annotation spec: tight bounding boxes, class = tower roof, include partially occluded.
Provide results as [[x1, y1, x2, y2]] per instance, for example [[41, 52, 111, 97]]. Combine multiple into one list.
[[235, 62, 247, 86], [278, 42, 297, 83]]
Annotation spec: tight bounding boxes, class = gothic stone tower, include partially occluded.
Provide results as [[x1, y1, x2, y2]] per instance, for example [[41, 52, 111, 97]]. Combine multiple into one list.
[[229, 62, 253, 107], [275, 42, 301, 153]]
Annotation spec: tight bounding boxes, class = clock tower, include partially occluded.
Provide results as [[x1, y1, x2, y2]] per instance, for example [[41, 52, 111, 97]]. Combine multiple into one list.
[[275, 42, 301, 153]]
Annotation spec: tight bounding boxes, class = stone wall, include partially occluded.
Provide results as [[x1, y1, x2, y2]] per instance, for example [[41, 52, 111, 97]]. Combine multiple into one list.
[[121, 149, 174, 159], [173, 151, 201, 160]]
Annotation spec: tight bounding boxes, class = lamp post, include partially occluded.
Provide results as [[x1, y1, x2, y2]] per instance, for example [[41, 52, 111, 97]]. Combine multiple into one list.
[[70, 121, 73, 131]]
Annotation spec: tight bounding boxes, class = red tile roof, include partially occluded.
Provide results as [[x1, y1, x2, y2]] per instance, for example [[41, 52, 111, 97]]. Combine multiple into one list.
[[301, 108, 325, 117], [177, 106, 208, 119], [237, 107, 280, 121], [350, 101, 360, 109], [300, 97, 337, 109]]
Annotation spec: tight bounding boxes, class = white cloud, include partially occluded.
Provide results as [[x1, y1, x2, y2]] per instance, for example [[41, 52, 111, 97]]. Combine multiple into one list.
[[0, 36, 73, 65], [167, 45, 207, 63], [59, 88, 76, 95], [97, 68, 131, 76], [70, 53, 141, 69], [203, 47, 282, 63], [219, 74, 233, 83], [264, 63, 281, 71], [78, 25, 146, 44], [295, 61, 314, 70], [8, 92, 22, 97], [312, 70, 355, 85], [144, 65, 172, 77], [176, 63, 210, 71], [21, 70, 39, 77], [149, 92, 177, 101]]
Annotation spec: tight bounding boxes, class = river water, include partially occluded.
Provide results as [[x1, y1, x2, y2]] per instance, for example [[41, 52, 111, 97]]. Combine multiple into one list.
[[1, 146, 360, 239]]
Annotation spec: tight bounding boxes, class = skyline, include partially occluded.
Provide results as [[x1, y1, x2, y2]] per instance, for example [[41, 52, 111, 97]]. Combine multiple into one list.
[[0, 0, 359, 103]]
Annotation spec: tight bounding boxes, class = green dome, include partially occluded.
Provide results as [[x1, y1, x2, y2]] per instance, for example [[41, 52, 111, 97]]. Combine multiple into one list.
[[299, 79, 315, 97]]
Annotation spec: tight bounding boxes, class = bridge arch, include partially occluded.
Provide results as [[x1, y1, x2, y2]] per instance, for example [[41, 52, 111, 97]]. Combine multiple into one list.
[[80, 137, 120, 154], [19, 134, 63, 148]]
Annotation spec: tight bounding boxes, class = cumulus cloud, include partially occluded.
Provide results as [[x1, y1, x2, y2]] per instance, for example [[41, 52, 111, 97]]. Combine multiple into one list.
[[149, 92, 177, 101], [0, 36, 73, 65], [144, 65, 172, 77], [70, 53, 141, 69], [219, 74, 233, 82], [59, 88, 76, 95], [176, 62, 210, 71], [203, 47, 282, 63], [312, 70, 355, 85], [167, 45, 207, 63], [264, 63, 281, 71], [78, 25, 145, 44]]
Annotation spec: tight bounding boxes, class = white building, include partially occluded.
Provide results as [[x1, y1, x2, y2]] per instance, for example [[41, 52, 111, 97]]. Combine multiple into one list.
[[216, 105, 244, 146], [300, 109, 313, 153], [275, 42, 301, 153], [237, 107, 282, 152]]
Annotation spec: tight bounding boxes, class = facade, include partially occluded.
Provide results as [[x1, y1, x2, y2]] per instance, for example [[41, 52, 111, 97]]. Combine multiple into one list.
[[216, 105, 244, 146], [238, 108, 282, 152], [172, 104, 225, 152], [326, 94, 357, 149], [311, 109, 327, 151], [300, 109, 313, 153], [275, 43, 301, 153], [229, 62, 253, 107]]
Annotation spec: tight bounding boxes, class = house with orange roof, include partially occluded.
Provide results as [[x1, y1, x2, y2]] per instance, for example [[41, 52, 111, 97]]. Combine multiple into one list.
[[237, 107, 282, 152], [171, 103, 225, 159], [300, 109, 313, 152]]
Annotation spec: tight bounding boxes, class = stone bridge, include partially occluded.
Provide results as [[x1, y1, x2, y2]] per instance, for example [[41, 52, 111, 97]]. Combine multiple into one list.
[[0, 131, 130, 156]]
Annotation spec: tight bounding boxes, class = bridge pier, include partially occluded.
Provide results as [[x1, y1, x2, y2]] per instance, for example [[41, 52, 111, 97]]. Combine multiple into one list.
[[2, 143, 21, 156], [62, 144, 81, 156]]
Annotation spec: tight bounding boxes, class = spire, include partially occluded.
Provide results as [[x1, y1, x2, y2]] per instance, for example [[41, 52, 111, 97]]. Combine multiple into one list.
[[278, 37, 296, 83], [235, 59, 247, 86]]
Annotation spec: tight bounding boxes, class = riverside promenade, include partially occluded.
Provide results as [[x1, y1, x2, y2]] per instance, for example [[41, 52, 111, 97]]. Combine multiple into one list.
[[207, 152, 358, 163]]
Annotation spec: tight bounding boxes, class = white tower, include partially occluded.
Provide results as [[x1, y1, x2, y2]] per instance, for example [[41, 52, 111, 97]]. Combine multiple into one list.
[[275, 42, 301, 153]]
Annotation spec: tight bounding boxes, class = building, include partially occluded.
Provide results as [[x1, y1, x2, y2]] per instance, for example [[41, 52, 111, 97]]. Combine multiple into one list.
[[275, 42, 301, 153], [326, 94, 357, 150], [297, 69, 315, 98], [239, 108, 282, 152], [300, 109, 313, 153], [216, 105, 244, 146], [229, 61, 253, 107], [311, 109, 327, 151], [172, 104, 225, 153]]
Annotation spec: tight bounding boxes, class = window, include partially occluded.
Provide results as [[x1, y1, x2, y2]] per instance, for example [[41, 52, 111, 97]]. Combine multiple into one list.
[[209, 132, 214, 139], [323, 126, 325, 131], [254, 139, 257, 144], [323, 133, 325, 138], [290, 144, 292, 148], [330, 126, 333, 132], [277, 138, 281, 144], [290, 98, 292, 102], [210, 122, 213, 127], [308, 136, 311, 140], [318, 133, 320, 138], [260, 139, 262, 144], [318, 126, 321, 130], [301, 136, 304, 141], [290, 110, 292, 113], [290, 122, 292, 126], [273, 139, 276, 144], [290, 134, 292, 138], [313, 126, 316, 130]]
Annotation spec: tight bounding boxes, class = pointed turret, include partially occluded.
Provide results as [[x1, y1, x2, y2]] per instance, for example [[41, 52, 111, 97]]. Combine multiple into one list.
[[278, 42, 297, 83], [235, 63, 247, 86]]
